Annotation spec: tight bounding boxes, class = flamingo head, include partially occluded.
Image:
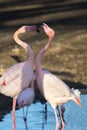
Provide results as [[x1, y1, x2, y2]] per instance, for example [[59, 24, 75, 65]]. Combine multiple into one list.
[[71, 88, 82, 107], [19, 25, 40, 33], [41, 23, 55, 38]]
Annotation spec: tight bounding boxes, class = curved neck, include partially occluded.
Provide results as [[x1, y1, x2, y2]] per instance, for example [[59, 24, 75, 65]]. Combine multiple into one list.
[[14, 30, 34, 64], [36, 37, 53, 74]]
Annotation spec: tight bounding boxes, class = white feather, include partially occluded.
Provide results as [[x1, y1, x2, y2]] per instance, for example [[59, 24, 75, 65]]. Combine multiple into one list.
[[71, 88, 81, 98]]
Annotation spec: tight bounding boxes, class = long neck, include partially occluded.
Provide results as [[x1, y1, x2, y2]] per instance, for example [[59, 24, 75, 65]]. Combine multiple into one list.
[[14, 30, 34, 64], [36, 37, 53, 74]]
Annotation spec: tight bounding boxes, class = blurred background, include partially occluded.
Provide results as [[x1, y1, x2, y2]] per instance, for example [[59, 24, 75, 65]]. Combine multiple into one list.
[[0, 0, 87, 126], [0, 0, 87, 83]]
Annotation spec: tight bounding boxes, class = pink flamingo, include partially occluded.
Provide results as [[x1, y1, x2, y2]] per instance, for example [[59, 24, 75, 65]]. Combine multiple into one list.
[[17, 73, 35, 130], [35, 23, 82, 130], [0, 25, 38, 130]]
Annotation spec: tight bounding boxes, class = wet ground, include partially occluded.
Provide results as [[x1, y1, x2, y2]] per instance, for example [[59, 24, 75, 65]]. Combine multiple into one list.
[[0, 0, 87, 127]]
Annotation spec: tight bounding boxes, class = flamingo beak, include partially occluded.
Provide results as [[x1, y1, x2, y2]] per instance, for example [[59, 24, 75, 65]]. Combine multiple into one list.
[[38, 23, 46, 29], [75, 97, 82, 108], [36, 26, 40, 33], [36, 23, 47, 32], [25, 26, 40, 32]]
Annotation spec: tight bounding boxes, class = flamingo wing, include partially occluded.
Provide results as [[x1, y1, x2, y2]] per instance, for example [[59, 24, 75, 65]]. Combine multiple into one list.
[[43, 72, 71, 103], [0, 62, 33, 97], [0, 63, 24, 86]]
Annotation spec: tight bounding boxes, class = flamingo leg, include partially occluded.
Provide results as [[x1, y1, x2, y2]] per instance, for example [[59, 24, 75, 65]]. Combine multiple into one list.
[[12, 98, 17, 130], [61, 105, 65, 130], [61, 105, 65, 122], [54, 108, 59, 130], [57, 106, 65, 130], [23, 106, 28, 130]]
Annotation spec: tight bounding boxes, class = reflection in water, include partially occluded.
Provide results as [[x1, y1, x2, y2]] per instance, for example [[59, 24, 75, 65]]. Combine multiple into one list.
[[0, 95, 87, 130]]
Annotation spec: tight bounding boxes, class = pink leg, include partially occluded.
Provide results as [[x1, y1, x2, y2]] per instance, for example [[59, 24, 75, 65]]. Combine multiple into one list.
[[60, 113, 65, 130], [61, 105, 65, 130], [54, 108, 59, 130], [12, 98, 17, 130], [57, 106, 65, 130]]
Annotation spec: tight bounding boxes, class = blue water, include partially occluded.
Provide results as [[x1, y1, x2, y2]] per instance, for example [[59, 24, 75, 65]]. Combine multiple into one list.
[[0, 95, 87, 130]]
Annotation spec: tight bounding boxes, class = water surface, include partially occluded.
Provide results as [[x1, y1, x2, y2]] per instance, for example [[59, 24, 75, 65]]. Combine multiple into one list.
[[0, 95, 87, 130]]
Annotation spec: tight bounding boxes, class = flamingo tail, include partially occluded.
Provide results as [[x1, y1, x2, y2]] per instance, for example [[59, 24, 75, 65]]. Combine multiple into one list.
[[71, 88, 81, 98]]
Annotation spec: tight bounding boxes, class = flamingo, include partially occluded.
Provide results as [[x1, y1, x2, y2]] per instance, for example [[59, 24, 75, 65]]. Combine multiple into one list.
[[0, 25, 39, 130], [35, 23, 82, 130], [17, 73, 35, 130]]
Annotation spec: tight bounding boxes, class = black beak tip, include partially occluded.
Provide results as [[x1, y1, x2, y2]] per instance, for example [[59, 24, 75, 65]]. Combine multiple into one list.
[[36, 23, 44, 33], [36, 28, 40, 33]]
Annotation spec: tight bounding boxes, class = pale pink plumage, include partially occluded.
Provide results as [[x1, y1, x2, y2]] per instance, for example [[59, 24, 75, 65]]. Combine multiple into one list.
[[17, 74, 35, 130], [36, 23, 81, 130], [0, 25, 38, 130], [17, 72, 36, 107], [17, 87, 34, 108]]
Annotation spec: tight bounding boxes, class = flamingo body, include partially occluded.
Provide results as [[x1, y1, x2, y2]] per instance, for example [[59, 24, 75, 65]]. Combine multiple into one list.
[[17, 74, 35, 130], [17, 72, 36, 107], [17, 87, 34, 107], [17, 87, 34, 130], [37, 70, 81, 108], [17, 87, 35, 130], [0, 25, 38, 130], [0, 62, 33, 98], [36, 23, 81, 130]]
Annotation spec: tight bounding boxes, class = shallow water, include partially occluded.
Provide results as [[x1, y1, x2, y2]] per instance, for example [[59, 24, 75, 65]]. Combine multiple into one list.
[[0, 95, 87, 130]]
